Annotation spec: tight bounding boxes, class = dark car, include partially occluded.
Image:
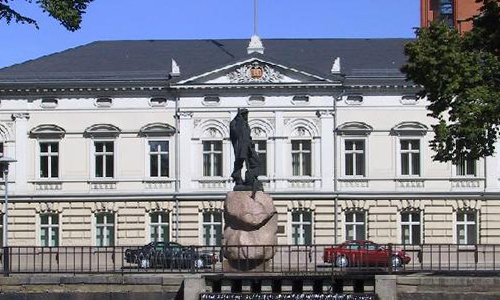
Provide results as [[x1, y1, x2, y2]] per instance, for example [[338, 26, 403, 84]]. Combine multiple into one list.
[[323, 240, 411, 268], [124, 242, 218, 269]]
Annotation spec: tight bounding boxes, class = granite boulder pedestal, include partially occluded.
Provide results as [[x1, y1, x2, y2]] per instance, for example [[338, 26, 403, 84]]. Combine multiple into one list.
[[223, 191, 277, 271]]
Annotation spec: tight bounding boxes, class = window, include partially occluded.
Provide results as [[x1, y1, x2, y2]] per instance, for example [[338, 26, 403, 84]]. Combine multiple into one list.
[[292, 140, 311, 176], [254, 141, 267, 176], [291, 210, 312, 245], [345, 140, 365, 176], [150, 212, 169, 242], [345, 211, 365, 240], [0, 142, 4, 156], [457, 211, 477, 245], [40, 142, 59, 178], [401, 211, 421, 245], [456, 157, 476, 177], [40, 214, 59, 247], [439, 0, 454, 27], [94, 141, 114, 178], [401, 140, 420, 176], [96, 213, 114, 246], [202, 211, 222, 246], [345, 94, 363, 105], [149, 141, 169, 177], [203, 141, 223, 177]]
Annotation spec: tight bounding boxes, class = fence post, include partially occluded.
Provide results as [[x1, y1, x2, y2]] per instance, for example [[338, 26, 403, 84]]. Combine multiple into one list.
[[190, 246, 196, 274], [3, 247, 9, 277], [387, 243, 393, 274]]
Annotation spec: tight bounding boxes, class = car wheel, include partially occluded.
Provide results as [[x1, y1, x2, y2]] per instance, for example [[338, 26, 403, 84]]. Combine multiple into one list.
[[391, 256, 403, 268], [194, 258, 204, 269], [335, 255, 349, 268]]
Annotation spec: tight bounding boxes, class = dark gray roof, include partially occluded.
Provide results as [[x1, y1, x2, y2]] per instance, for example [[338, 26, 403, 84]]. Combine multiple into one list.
[[0, 38, 413, 85]]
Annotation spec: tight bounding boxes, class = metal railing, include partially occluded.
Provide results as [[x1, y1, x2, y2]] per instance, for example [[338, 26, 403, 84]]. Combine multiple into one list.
[[1, 244, 499, 275]]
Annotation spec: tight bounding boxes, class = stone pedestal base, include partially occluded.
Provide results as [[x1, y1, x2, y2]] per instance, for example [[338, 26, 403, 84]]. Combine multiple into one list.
[[223, 191, 278, 272], [223, 259, 272, 272]]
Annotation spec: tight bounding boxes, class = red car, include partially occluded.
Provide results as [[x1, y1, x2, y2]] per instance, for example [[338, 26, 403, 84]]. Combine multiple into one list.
[[323, 240, 411, 268]]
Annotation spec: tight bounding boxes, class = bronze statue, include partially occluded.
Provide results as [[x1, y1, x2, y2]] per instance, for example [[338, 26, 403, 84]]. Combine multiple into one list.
[[230, 108, 263, 197]]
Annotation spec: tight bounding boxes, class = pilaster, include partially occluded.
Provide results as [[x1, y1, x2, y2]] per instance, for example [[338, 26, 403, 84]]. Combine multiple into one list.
[[273, 111, 287, 189], [318, 110, 334, 189], [11, 113, 29, 193], [178, 112, 194, 191]]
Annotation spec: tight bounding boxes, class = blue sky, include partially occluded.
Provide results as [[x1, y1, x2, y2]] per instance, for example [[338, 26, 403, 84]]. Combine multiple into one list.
[[0, 0, 419, 69]]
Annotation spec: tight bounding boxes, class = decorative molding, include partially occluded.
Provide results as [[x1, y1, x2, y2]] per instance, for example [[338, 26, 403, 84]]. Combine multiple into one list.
[[84, 124, 121, 138], [178, 112, 194, 119], [35, 202, 63, 214], [396, 179, 425, 188], [339, 179, 369, 188], [287, 200, 315, 211], [89, 181, 117, 190], [450, 199, 482, 211], [35, 181, 63, 191], [251, 127, 266, 138], [198, 178, 229, 189], [287, 178, 317, 189], [145, 201, 172, 212], [342, 200, 368, 211], [11, 113, 30, 121], [392, 122, 428, 136], [247, 35, 265, 54], [395, 199, 424, 211], [29, 124, 66, 139], [450, 178, 482, 189], [227, 63, 284, 83], [337, 122, 373, 136], [91, 201, 118, 213], [138, 123, 176, 137], [199, 200, 224, 211], [143, 180, 174, 190]]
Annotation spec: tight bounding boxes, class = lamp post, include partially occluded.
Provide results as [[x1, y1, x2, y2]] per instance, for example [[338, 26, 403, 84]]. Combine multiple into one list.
[[0, 156, 16, 277]]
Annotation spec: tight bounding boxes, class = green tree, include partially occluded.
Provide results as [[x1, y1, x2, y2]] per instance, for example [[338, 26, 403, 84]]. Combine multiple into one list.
[[0, 0, 94, 31], [402, 0, 500, 163]]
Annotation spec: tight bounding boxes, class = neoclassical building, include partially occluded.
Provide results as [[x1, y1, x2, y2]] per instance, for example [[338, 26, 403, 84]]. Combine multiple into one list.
[[0, 36, 498, 247]]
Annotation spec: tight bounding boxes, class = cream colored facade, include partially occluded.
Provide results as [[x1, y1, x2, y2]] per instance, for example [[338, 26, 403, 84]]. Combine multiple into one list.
[[0, 40, 499, 247]]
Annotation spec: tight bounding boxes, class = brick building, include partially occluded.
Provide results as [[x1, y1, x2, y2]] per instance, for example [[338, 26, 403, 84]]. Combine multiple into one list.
[[421, 0, 482, 32]]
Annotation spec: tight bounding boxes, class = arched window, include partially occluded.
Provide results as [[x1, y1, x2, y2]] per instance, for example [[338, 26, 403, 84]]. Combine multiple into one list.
[[202, 210, 223, 246], [456, 210, 477, 245], [40, 213, 59, 247], [345, 210, 366, 240], [95, 212, 115, 246], [149, 212, 170, 242], [401, 209, 422, 245], [291, 209, 312, 245]]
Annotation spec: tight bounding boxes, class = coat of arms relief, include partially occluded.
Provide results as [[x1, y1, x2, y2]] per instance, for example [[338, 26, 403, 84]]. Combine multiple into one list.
[[226, 62, 285, 83]]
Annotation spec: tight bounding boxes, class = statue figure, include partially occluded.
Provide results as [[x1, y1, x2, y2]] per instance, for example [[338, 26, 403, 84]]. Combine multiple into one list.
[[230, 108, 263, 196]]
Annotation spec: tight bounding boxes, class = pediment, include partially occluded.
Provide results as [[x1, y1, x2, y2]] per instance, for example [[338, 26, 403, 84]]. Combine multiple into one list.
[[177, 58, 332, 85]]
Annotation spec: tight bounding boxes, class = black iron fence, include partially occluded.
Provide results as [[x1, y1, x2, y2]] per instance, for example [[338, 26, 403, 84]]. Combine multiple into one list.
[[1, 244, 500, 275]]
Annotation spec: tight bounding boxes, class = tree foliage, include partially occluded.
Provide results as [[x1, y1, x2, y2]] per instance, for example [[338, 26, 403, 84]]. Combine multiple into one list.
[[0, 0, 93, 31], [402, 0, 500, 163]]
